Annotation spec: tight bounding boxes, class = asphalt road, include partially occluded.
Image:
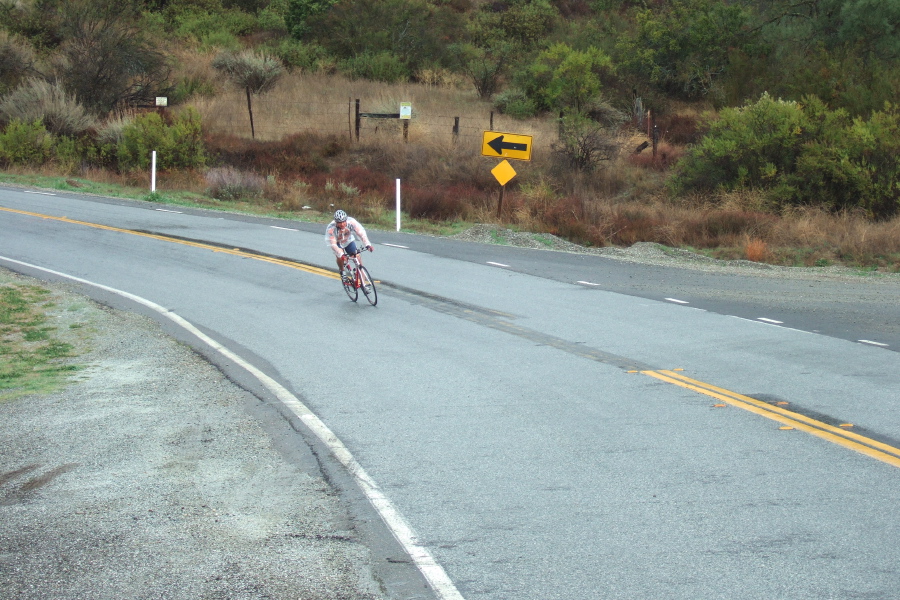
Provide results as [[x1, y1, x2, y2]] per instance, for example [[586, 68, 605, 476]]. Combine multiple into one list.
[[2, 186, 900, 599]]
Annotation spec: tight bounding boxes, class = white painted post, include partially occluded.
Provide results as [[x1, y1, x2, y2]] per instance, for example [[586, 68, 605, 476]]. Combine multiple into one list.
[[395, 178, 401, 232], [151, 151, 157, 193]]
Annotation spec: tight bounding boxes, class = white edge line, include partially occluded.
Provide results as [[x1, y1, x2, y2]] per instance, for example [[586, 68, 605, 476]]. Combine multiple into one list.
[[730, 316, 763, 324], [24, 191, 57, 196], [155, 209, 183, 214], [730, 316, 813, 335], [859, 340, 889, 347], [757, 318, 784, 324], [576, 280, 599, 286], [0, 255, 465, 600], [664, 298, 689, 304], [487, 262, 509, 268], [270, 226, 298, 231], [382, 243, 409, 249]]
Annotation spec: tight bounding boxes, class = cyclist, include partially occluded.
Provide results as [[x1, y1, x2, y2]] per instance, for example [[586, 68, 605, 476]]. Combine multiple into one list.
[[325, 209, 373, 282]]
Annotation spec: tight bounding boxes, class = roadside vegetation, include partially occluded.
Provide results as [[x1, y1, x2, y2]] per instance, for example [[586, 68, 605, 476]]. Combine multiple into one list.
[[1, 0, 899, 271], [0, 272, 92, 401]]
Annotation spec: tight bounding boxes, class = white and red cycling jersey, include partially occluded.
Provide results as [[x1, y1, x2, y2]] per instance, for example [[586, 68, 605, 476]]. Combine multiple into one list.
[[325, 217, 371, 258]]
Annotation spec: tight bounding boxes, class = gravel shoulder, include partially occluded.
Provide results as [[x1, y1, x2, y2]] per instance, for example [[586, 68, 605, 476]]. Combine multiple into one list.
[[0, 270, 387, 600]]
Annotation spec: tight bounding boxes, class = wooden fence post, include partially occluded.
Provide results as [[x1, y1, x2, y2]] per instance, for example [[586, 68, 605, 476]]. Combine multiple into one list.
[[453, 117, 459, 143], [354, 99, 360, 141]]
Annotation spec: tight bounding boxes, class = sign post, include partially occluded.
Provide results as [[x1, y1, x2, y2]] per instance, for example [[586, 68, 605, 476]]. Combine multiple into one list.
[[482, 131, 532, 219], [491, 160, 517, 218]]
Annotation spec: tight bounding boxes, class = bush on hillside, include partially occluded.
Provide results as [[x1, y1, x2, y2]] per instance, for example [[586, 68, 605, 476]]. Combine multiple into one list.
[[513, 43, 612, 113], [0, 32, 38, 95], [205, 166, 265, 200], [0, 119, 54, 166], [0, 79, 96, 137], [339, 51, 408, 83], [117, 108, 205, 171], [671, 94, 900, 219], [493, 89, 538, 119]]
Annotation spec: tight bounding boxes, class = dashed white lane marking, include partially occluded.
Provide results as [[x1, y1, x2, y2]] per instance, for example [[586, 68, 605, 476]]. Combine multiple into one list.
[[0, 255, 466, 600], [665, 298, 689, 304], [487, 262, 509, 267], [577, 281, 600, 286], [270, 225, 298, 231], [383, 243, 409, 249], [155, 209, 183, 214], [24, 191, 56, 196], [757, 318, 783, 324], [859, 340, 889, 347]]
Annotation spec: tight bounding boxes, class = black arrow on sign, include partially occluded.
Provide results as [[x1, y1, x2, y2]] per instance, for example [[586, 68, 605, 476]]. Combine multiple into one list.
[[487, 135, 527, 155]]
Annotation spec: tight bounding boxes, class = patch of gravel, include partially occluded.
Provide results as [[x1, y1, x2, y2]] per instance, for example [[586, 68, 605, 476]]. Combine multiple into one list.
[[450, 224, 900, 284], [0, 270, 387, 600]]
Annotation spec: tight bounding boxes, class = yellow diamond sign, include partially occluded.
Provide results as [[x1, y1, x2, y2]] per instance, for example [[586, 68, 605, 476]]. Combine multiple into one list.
[[491, 160, 517, 186]]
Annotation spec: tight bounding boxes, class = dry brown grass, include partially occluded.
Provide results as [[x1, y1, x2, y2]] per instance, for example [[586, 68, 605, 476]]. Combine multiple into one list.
[[190, 70, 561, 155]]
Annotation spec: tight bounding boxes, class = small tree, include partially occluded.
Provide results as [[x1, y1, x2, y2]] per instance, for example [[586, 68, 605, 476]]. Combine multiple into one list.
[[0, 32, 39, 95], [515, 43, 612, 113], [451, 41, 512, 100], [212, 50, 284, 139], [54, 0, 171, 114], [285, 0, 338, 40], [552, 106, 625, 172]]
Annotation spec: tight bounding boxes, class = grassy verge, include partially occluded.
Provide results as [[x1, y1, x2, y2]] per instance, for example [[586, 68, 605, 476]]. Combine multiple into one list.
[[0, 272, 91, 402]]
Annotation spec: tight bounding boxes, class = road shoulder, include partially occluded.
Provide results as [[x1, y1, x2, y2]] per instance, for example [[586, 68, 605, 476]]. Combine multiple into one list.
[[0, 270, 387, 599]]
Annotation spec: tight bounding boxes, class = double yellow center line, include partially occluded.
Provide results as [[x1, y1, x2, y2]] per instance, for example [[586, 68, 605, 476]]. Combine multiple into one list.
[[644, 370, 900, 469], [0, 205, 337, 278]]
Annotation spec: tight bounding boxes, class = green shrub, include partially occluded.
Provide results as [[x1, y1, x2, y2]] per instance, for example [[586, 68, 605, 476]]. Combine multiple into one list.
[[512, 43, 612, 113], [256, 7, 287, 31], [493, 89, 537, 119], [0, 119, 54, 166], [117, 108, 206, 171], [173, 8, 257, 43], [670, 93, 807, 193], [339, 51, 408, 83], [198, 31, 242, 52], [266, 38, 328, 71], [671, 95, 900, 219]]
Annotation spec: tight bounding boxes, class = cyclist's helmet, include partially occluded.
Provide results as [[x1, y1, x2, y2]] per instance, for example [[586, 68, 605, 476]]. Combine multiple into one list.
[[333, 209, 348, 223]]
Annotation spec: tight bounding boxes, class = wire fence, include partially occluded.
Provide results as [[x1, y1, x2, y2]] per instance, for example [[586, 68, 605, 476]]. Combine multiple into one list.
[[196, 96, 563, 158]]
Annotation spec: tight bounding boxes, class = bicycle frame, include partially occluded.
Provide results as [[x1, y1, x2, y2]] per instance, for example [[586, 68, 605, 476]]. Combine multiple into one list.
[[341, 250, 377, 306]]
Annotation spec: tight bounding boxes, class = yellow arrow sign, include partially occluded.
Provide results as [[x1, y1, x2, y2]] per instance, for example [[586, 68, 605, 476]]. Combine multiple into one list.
[[482, 131, 533, 161]]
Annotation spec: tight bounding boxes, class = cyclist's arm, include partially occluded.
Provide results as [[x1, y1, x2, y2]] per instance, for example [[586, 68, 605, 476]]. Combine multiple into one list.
[[325, 224, 344, 257], [349, 218, 372, 249]]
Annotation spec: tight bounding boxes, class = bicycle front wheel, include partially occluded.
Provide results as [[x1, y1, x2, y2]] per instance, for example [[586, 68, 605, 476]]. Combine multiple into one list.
[[358, 266, 377, 306], [342, 272, 358, 302]]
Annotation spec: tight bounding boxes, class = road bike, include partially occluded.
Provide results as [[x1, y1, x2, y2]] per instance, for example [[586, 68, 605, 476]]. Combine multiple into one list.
[[341, 250, 377, 306]]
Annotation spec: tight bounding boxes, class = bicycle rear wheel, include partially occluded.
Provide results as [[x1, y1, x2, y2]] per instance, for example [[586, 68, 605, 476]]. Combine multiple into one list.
[[359, 266, 377, 306], [342, 270, 358, 302]]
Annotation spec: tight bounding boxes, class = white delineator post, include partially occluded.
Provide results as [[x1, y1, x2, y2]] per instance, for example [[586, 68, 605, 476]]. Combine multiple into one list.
[[151, 151, 157, 193], [395, 178, 401, 231]]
